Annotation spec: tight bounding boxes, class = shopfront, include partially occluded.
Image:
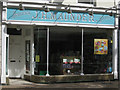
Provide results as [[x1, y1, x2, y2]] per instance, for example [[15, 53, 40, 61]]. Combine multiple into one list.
[[34, 27, 113, 75], [1, 5, 118, 83]]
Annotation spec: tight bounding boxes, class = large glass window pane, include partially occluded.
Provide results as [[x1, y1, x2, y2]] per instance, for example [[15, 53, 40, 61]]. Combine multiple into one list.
[[83, 29, 113, 74], [49, 27, 81, 75], [34, 28, 47, 75]]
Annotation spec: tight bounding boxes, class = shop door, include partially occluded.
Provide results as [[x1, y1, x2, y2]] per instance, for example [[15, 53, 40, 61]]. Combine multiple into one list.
[[9, 36, 23, 78]]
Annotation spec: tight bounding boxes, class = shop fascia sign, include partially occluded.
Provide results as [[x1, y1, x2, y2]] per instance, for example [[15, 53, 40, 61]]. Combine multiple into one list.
[[7, 8, 115, 26]]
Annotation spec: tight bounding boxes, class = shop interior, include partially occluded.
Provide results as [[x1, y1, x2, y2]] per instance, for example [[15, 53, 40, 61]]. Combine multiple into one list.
[[34, 27, 113, 75]]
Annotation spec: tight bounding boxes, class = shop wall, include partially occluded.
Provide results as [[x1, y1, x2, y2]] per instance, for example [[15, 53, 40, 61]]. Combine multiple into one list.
[[96, 0, 114, 7], [7, 0, 50, 2], [22, 26, 34, 75], [62, 0, 77, 4], [51, 0, 76, 4], [7, 0, 117, 7]]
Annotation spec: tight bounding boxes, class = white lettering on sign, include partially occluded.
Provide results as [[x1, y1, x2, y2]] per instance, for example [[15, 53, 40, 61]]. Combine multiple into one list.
[[31, 11, 97, 22]]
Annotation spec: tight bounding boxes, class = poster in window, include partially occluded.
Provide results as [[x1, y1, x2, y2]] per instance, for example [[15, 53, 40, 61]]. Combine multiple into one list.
[[36, 55, 40, 62], [94, 39, 108, 54]]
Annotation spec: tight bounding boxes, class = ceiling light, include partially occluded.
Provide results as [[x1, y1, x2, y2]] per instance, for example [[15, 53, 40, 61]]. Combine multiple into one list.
[[67, 8, 72, 13], [109, 11, 113, 16], [19, 3, 24, 10], [89, 11, 93, 16], [66, 5, 72, 14], [43, 3, 50, 12], [86, 8, 93, 16], [44, 6, 50, 12], [86, 8, 89, 11]]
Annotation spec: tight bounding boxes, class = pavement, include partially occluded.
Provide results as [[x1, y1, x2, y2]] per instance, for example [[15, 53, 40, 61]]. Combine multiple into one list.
[[1, 79, 120, 90]]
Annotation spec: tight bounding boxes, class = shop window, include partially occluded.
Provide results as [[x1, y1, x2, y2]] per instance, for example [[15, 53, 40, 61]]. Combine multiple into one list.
[[34, 28, 47, 75], [78, 0, 96, 6], [34, 27, 113, 75], [83, 30, 113, 74], [49, 27, 82, 75], [8, 0, 50, 2]]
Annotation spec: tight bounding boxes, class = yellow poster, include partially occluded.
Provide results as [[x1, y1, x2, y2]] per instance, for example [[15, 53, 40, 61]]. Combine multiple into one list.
[[36, 55, 40, 62], [94, 39, 108, 54]]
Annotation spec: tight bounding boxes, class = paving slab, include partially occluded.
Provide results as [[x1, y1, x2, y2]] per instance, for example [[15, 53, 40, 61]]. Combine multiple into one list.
[[1, 79, 119, 89]]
